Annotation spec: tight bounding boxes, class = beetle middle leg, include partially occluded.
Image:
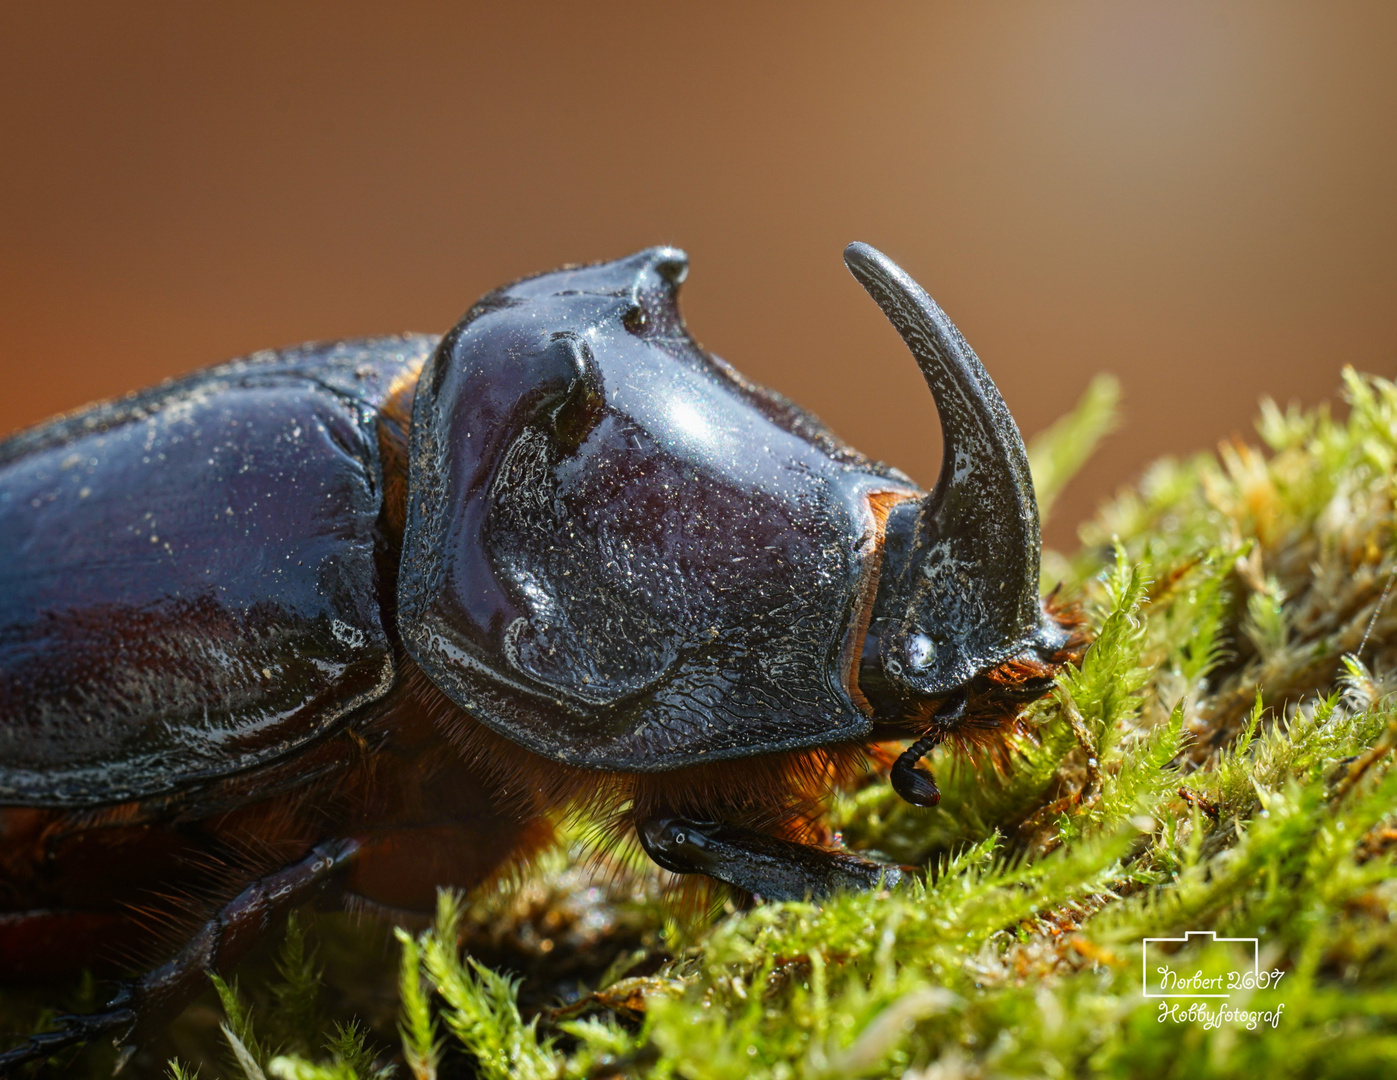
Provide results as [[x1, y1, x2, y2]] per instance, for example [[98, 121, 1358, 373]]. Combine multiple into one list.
[[0, 837, 360, 1074]]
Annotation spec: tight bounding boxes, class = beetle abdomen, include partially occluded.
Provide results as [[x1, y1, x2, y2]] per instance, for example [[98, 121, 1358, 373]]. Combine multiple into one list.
[[0, 336, 433, 807]]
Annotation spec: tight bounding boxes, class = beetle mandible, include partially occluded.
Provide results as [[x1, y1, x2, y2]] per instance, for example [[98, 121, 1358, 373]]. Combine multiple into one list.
[[0, 243, 1080, 1067]]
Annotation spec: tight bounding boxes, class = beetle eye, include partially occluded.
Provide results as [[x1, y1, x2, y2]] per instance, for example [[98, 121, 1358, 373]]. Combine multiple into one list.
[[622, 305, 648, 334], [905, 633, 936, 672]]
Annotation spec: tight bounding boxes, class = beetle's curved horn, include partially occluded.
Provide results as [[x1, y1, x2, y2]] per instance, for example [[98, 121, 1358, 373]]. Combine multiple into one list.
[[844, 242, 1045, 695]]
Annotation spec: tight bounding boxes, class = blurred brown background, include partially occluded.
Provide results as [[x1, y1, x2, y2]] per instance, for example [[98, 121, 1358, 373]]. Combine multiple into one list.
[[2, 2, 1394, 544]]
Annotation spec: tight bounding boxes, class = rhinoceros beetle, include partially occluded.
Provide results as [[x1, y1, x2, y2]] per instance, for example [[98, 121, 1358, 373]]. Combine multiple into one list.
[[0, 242, 1079, 1069]]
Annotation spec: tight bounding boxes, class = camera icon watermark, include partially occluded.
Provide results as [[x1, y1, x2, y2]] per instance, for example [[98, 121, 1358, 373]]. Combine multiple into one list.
[[1142, 931, 1287, 1029]]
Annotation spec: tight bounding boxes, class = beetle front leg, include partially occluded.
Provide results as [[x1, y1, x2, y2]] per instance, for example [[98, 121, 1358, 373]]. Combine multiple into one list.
[[636, 817, 904, 902], [0, 837, 361, 1074]]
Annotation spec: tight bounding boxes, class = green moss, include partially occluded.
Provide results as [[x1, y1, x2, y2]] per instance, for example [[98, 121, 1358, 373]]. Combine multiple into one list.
[[20, 370, 1397, 1079]]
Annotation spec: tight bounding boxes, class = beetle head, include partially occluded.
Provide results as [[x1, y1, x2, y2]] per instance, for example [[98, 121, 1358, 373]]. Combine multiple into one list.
[[843, 242, 1070, 717]]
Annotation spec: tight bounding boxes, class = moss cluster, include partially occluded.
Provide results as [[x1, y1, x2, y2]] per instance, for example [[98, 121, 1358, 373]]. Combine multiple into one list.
[[15, 370, 1397, 1079]]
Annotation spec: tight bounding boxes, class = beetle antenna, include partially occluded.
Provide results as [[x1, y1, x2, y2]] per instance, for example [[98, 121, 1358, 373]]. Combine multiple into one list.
[[890, 691, 965, 806], [890, 732, 944, 806]]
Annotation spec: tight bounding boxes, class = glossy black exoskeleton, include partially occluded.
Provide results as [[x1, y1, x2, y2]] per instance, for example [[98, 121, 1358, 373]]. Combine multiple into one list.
[[0, 243, 1078, 1069]]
